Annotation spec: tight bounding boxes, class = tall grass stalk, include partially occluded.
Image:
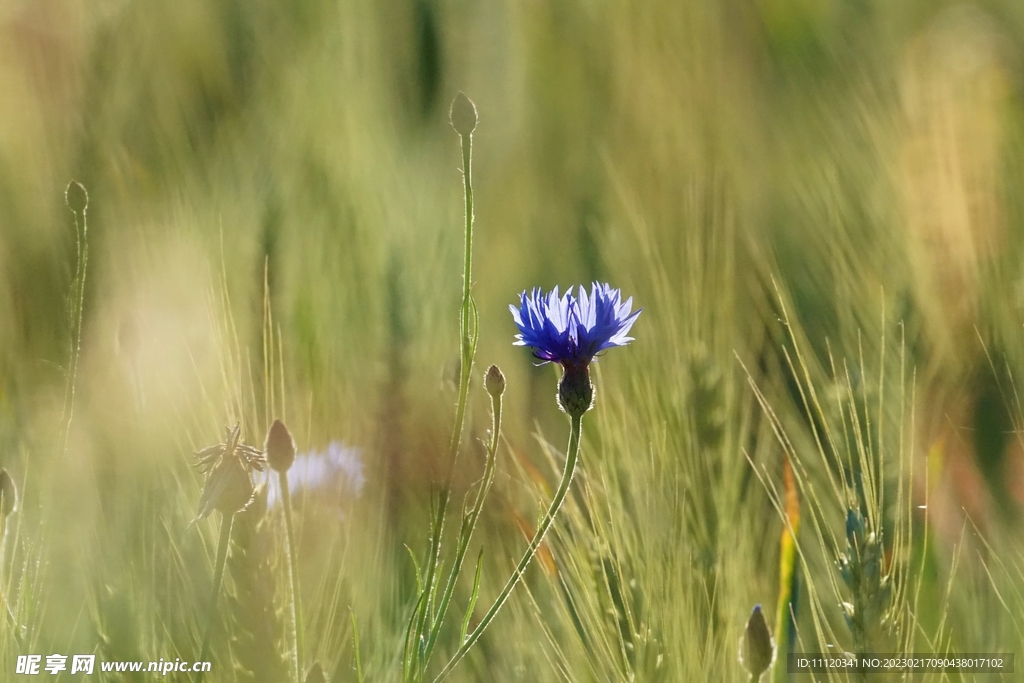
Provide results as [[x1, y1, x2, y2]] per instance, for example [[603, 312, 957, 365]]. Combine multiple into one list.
[[403, 93, 480, 681], [742, 285, 909, 672]]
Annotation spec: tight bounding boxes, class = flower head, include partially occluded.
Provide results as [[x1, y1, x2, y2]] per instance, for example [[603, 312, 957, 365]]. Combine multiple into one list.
[[190, 424, 264, 525], [510, 283, 640, 366]]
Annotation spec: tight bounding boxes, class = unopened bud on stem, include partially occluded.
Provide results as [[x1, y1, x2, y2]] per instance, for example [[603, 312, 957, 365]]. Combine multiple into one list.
[[484, 364, 506, 398], [739, 604, 775, 681], [65, 180, 88, 213], [265, 419, 296, 473], [450, 92, 477, 136]]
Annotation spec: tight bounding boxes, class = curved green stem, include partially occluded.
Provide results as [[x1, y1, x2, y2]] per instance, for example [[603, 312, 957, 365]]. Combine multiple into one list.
[[197, 512, 233, 683], [281, 471, 304, 683], [433, 414, 583, 682], [423, 388, 502, 665]]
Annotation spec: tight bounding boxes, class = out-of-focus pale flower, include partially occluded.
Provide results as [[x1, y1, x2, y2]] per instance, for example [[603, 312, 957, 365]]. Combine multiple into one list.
[[263, 441, 365, 512]]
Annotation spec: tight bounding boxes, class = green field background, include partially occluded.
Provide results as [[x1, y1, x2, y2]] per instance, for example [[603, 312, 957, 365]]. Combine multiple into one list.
[[1, 1, 1023, 681]]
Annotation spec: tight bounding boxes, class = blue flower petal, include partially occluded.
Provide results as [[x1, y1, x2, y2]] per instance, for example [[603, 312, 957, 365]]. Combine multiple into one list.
[[511, 283, 641, 365]]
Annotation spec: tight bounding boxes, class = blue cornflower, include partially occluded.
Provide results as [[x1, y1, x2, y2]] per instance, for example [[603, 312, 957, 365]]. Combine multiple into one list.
[[511, 283, 641, 366], [511, 283, 640, 417]]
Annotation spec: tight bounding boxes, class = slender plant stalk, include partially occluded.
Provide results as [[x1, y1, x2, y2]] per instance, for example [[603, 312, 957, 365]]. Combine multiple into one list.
[[280, 471, 303, 683], [422, 384, 502, 665], [434, 414, 583, 682], [197, 512, 234, 682], [61, 182, 89, 456], [406, 118, 478, 678], [351, 610, 364, 683]]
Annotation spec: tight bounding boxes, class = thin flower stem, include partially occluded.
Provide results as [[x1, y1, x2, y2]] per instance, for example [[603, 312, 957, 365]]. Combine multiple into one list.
[[61, 186, 88, 457], [460, 133, 474, 316], [433, 414, 583, 682], [423, 387, 502, 664], [197, 512, 234, 683], [409, 128, 477, 678], [280, 471, 304, 683]]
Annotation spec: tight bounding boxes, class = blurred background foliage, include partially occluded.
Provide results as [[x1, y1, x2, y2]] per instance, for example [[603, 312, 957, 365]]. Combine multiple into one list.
[[2, 0, 1024, 680]]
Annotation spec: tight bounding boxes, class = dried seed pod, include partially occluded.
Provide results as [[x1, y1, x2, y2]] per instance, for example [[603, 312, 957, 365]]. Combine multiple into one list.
[[193, 456, 255, 523], [265, 420, 296, 473]]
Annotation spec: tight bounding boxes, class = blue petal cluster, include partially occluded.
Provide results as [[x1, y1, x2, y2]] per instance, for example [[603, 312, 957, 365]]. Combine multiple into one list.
[[510, 283, 641, 365]]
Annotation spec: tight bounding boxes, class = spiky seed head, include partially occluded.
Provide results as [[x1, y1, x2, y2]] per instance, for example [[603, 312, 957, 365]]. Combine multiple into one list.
[[304, 663, 326, 683], [265, 419, 296, 473], [484, 364, 506, 398], [739, 604, 775, 680], [0, 469, 16, 516], [450, 92, 477, 136], [214, 456, 255, 515], [192, 456, 255, 524], [65, 180, 88, 213]]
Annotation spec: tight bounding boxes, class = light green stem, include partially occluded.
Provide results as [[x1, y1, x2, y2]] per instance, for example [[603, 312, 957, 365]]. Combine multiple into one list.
[[423, 388, 502, 665], [407, 128, 476, 678], [434, 414, 583, 681], [281, 471, 304, 683], [197, 512, 233, 682], [61, 191, 88, 457], [460, 134, 473, 314]]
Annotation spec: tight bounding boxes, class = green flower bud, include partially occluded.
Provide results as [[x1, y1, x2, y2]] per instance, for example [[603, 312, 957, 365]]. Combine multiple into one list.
[[0, 469, 16, 516], [265, 419, 296, 473], [484, 364, 506, 398], [450, 92, 477, 136], [557, 363, 593, 418], [739, 604, 774, 681], [65, 180, 88, 213]]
